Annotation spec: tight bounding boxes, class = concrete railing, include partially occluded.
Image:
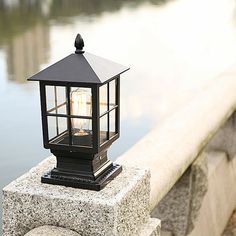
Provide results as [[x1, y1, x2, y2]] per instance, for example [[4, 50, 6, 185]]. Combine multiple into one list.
[[117, 67, 236, 210]]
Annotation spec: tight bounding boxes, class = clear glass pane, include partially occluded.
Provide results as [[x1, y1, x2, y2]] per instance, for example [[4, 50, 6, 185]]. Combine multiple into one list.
[[48, 116, 57, 140], [46, 86, 55, 111], [46, 86, 67, 114], [48, 117, 69, 145], [109, 109, 116, 138], [99, 84, 107, 115], [109, 80, 116, 109], [57, 86, 66, 105], [58, 117, 68, 135], [71, 118, 92, 147], [57, 105, 67, 115], [70, 87, 92, 117], [100, 114, 108, 145], [56, 86, 67, 115]]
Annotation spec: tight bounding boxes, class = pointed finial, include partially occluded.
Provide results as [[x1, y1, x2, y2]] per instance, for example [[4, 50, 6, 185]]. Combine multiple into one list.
[[74, 34, 84, 54]]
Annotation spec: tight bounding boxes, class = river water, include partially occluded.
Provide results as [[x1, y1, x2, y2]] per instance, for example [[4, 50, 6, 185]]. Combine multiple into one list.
[[1, 0, 236, 231]]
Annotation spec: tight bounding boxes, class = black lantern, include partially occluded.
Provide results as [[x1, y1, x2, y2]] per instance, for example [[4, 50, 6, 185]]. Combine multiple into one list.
[[28, 34, 129, 190]]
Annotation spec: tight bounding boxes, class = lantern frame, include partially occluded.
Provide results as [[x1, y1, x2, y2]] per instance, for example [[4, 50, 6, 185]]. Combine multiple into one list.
[[28, 34, 129, 190], [39, 77, 120, 153]]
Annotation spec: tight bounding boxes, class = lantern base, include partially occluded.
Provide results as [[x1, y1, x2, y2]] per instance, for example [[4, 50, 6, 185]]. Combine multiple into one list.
[[41, 163, 122, 191]]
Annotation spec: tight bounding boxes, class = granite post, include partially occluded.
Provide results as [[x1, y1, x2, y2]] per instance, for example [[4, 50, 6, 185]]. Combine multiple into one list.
[[3, 156, 160, 236]]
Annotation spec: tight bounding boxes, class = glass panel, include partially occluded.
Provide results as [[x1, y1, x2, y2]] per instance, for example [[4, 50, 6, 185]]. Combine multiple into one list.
[[46, 86, 67, 115], [71, 118, 92, 147], [109, 80, 116, 109], [48, 116, 57, 140], [46, 86, 55, 111], [109, 109, 116, 138], [70, 87, 92, 117], [57, 105, 67, 115], [100, 114, 108, 145], [57, 86, 66, 105], [56, 86, 67, 115], [48, 117, 69, 145], [99, 84, 107, 115], [58, 117, 68, 135]]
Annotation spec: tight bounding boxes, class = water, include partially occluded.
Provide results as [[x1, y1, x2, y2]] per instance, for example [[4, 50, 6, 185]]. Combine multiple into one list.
[[1, 0, 236, 232]]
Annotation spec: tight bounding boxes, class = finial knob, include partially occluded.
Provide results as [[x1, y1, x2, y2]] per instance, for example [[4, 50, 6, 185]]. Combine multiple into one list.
[[74, 34, 84, 54]]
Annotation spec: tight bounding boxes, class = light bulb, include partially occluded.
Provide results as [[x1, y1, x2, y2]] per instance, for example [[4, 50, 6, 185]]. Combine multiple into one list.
[[70, 88, 91, 136]]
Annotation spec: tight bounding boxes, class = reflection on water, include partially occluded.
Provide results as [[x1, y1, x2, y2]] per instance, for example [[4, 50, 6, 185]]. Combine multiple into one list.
[[6, 24, 49, 83], [0, 0, 171, 83], [1, 0, 236, 231]]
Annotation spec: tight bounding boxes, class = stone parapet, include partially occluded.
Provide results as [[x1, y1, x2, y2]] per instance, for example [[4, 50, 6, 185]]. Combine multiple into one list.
[[117, 70, 236, 210]]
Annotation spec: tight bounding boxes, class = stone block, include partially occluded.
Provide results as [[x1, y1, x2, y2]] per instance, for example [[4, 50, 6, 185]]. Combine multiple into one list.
[[151, 152, 208, 236], [206, 111, 236, 160], [3, 156, 160, 236], [188, 151, 236, 236]]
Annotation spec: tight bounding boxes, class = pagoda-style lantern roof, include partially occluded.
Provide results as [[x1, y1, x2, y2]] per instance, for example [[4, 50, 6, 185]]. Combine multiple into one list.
[[28, 52, 129, 85]]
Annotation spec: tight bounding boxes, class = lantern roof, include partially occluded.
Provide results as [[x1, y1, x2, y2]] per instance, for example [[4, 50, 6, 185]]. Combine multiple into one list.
[[28, 51, 129, 84]]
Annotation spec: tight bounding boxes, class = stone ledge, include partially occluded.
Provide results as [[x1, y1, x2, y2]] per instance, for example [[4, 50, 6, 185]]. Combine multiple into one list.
[[3, 156, 154, 236]]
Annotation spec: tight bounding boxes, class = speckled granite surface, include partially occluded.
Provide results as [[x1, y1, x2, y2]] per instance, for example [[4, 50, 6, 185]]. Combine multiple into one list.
[[25, 226, 80, 236], [3, 156, 160, 236], [151, 152, 208, 236]]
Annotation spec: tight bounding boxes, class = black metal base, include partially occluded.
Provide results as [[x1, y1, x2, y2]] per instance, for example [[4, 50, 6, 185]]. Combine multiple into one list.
[[41, 163, 122, 191]]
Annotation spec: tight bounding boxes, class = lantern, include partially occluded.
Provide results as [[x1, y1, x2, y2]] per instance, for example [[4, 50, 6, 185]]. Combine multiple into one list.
[[28, 34, 129, 190]]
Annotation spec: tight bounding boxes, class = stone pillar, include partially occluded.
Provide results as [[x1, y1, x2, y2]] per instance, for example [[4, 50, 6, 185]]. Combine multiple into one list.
[[3, 156, 160, 236]]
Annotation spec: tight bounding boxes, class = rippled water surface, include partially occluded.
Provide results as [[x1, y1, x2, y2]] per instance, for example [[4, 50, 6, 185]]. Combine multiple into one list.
[[1, 0, 236, 230]]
